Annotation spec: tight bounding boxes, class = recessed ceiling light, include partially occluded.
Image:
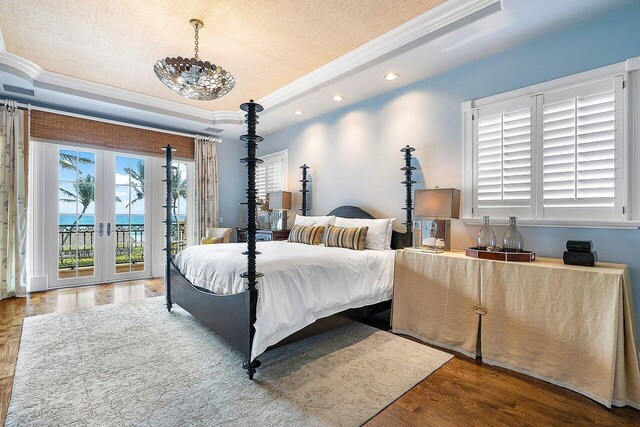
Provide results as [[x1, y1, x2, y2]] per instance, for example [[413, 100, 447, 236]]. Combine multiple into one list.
[[294, 110, 304, 116], [384, 72, 399, 81], [332, 95, 344, 102]]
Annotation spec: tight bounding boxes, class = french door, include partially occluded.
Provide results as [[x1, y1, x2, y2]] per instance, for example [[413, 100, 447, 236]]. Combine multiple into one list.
[[44, 144, 153, 288]]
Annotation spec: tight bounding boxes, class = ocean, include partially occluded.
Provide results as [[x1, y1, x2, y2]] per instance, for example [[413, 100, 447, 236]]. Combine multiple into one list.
[[59, 214, 186, 225]]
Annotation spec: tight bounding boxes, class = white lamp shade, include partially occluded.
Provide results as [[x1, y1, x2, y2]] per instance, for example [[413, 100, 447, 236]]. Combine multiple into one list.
[[268, 191, 292, 210], [414, 188, 460, 219]]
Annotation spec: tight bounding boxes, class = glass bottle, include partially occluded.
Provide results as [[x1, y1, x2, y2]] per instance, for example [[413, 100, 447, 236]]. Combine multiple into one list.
[[502, 216, 524, 252], [412, 220, 423, 249], [476, 216, 497, 250]]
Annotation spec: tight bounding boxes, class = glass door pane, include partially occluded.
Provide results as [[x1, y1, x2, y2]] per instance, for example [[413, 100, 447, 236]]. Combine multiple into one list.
[[171, 162, 188, 255], [114, 156, 146, 274], [57, 149, 96, 280]]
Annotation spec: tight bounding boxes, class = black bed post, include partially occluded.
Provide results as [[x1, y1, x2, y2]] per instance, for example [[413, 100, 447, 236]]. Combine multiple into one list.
[[401, 145, 416, 244], [239, 100, 265, 380], [300, 164, 310, 216], [163, 145, 175, 312]]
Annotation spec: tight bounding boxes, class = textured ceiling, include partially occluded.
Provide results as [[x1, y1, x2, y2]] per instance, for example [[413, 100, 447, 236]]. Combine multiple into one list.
[[0, 0, 445, 111]]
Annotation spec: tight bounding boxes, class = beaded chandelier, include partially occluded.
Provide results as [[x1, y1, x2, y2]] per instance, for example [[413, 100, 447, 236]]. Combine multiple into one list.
[[154, 19, 235, 101]]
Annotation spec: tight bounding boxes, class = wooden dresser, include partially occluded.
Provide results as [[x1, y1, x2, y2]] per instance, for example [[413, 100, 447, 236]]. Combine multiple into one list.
[[236, 228, 290, 243]]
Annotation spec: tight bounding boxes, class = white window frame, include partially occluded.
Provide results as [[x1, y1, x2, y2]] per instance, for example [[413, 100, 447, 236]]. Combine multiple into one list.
[[463, 57, 640, 229], [257, 149, 289, 200]]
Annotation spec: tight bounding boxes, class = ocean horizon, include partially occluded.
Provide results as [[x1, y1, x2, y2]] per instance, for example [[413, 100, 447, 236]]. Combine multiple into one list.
[[59, 214, 186, 226]]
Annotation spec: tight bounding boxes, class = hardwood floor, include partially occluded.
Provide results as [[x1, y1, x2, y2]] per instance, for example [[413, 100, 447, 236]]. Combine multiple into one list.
[[1, 280, 638, 426]]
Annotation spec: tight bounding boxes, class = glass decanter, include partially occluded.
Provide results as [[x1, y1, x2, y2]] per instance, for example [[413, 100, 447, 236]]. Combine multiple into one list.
[[502, 216, 525, 252], [476, 216, 497, 250], [412, 220, 423, 249]]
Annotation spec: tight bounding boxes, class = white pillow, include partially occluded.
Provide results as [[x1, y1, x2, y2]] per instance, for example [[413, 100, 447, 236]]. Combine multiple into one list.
[[385, 219, 395, 250], [333, 217, 395, 251], [294, 215, 336, 228]]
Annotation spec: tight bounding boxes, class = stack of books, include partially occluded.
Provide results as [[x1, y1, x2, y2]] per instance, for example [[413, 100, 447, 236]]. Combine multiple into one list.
[[563, 240, 597, 267]]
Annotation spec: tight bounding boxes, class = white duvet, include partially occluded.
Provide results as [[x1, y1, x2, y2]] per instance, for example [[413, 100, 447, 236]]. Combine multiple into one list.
[[174, 241, 395, 360]]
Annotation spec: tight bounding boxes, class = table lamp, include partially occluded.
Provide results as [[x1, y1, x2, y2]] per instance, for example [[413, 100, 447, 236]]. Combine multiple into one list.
[[414, 188, 460, 251], [268, 191, 292, 230]]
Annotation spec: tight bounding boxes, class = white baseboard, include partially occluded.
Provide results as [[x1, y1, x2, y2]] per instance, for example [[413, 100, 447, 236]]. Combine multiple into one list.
[[28, 275, 48, 293]]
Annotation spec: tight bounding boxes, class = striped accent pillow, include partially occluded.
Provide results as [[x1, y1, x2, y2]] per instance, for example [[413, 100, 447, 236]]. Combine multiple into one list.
[[288, 225, 325, 245], [323, 225, 369, 250]]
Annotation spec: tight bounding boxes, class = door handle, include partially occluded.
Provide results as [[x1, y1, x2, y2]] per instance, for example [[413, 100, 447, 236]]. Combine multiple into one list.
[[107, 222, 112, 236], [98, 223, 104, 237]]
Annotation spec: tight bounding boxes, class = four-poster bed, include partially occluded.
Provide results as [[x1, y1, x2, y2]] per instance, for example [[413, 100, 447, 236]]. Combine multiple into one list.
[[164, 100, 415, 378]]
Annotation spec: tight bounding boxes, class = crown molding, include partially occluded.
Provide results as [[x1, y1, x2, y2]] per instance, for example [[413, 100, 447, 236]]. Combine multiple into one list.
[[0, 51, 42, 82], [0, 50, 244, 124], [257, 0, 501, 110]]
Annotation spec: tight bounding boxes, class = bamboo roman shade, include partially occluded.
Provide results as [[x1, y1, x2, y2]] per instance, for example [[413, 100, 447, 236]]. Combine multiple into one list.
[[30, 110, 194, 159]]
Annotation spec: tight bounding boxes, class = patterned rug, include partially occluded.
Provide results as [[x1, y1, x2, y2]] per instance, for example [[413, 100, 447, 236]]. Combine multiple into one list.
[[6, 297, 452, 426]]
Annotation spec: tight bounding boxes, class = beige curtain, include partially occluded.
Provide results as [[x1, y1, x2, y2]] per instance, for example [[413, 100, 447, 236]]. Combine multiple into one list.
[[194, 135, 221, 241], [0, 102, 27, 299]]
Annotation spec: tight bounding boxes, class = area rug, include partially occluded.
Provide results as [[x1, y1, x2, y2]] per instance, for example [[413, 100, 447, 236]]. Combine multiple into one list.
[[6, 297, 453, 427]]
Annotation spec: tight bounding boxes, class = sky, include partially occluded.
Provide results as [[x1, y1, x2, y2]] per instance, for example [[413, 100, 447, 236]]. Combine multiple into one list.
[[58, 149, 187, 219]]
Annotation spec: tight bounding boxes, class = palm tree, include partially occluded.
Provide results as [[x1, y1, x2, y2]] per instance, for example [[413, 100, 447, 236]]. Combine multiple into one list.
[[59, 152, 94, 172], [59, 174, 95, 245], [126, 162, 186, 220], [170, 168, 188, 254], [123, 162, 186, 253], [59, 174, 95, 223], [125, 160, 145, 208], [171, 167, 188, 220]]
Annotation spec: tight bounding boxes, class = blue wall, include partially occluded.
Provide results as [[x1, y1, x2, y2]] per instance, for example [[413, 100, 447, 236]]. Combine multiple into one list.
[[216, 139, 246, 241], [259, 4, 640, 337]]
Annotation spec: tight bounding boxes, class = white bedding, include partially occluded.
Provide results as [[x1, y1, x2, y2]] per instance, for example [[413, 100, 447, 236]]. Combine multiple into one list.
[[174, 241, 395, 360]]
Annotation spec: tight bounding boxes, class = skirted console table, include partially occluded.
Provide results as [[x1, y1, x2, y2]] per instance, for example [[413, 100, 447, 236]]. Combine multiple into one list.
[[392, 249, 640, 409]]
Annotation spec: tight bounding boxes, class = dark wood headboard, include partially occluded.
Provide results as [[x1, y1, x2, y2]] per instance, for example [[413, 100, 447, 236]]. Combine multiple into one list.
[[326, 206, 373, 220], [326, 205, 410, 249]]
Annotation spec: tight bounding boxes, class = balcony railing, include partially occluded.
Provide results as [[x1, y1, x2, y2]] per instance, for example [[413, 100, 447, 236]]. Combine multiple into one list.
[[58, 221, 186, 269]]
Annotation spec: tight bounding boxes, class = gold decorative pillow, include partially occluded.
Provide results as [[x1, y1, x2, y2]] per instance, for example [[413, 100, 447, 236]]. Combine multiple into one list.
[[201, 237, 224, 245], [322, 224, 368, 250], [288, 225, 325, 245]]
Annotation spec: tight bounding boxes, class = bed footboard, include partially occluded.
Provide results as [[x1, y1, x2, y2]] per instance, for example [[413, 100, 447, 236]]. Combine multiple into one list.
[[168, 261, 252, 359]]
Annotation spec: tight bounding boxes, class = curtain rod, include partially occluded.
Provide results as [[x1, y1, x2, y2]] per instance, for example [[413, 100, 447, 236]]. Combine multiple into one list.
[[1, 96, 221, 141]]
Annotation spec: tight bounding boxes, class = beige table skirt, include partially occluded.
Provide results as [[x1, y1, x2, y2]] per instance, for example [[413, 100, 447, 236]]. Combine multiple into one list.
[[480, 258, 640, 409], [392, 250, 481, 358], [392, 250, 640, 408]]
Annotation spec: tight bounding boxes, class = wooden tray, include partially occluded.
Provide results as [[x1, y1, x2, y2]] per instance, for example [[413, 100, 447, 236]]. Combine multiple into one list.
[[465, 247, 536, 262]]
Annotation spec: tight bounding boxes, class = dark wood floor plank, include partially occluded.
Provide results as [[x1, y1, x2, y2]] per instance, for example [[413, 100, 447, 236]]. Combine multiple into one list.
[[0, 279, 638, 426]]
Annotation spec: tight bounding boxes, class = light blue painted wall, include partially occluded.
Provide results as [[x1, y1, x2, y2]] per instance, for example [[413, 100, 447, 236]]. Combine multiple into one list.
[[257, 4, 640, 336], [216, 140, 246, 241]]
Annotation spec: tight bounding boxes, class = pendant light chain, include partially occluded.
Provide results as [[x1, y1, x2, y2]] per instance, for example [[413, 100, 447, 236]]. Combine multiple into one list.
[[154, 18, 235, 100], [194, 23, 200, 60]]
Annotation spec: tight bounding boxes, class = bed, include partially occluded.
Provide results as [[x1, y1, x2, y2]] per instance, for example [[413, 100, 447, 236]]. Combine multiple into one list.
[[163, 101, 415, 378], [175, 217, 397, 360]]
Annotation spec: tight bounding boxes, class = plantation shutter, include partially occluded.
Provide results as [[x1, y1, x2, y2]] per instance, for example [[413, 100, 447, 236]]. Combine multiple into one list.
[[473, 95, 535, 218], [256, 164, 268, 200], [256, 150, 288, 200], [540, 76, 623, 220]]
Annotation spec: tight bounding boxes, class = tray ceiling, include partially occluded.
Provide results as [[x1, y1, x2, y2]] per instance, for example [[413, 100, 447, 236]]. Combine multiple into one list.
[[0, 0, 445, 111]]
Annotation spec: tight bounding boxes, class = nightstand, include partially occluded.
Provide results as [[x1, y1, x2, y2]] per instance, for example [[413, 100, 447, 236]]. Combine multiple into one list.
[[236, 228, 290, 243]]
